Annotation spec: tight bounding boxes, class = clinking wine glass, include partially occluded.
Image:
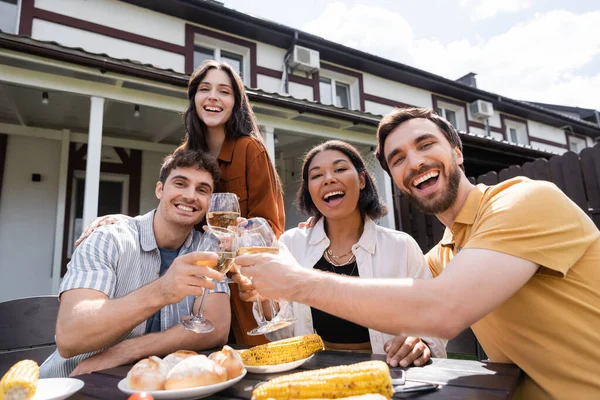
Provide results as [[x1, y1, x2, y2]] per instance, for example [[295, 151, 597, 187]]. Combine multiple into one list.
[[206, 193, 241, 283], [180, 226, 237, 333], [236, 217, 297, 336], [207, 193, 241, 229]]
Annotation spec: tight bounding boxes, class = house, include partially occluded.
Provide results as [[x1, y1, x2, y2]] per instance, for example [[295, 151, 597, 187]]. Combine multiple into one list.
[[1, 0, 599, 301]]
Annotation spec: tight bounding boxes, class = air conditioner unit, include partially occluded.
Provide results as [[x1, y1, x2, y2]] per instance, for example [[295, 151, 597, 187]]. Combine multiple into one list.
[[469, 100, 494, 119], [288, 45, 320, 73]]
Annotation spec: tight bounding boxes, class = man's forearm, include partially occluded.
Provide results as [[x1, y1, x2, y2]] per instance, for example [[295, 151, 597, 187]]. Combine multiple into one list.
[[57, 282, 164, 357], [294, 271, 456, 339], [114, 323, 228, 365]]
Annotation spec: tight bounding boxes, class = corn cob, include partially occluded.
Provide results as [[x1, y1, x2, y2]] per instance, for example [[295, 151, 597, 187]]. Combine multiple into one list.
[[251, 360, 393, 400], [241, 334, 324, 366], [0, 360, 39, 400]]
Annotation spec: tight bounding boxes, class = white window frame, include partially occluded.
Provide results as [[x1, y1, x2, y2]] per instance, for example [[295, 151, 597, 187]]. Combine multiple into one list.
[[193, 34, 251, 86], [505, 120, 529, 145], [436, 101, 466, 132], [67, 172, 129, 255], [319, 69, 359, 110], [568, 135, 587, 153]]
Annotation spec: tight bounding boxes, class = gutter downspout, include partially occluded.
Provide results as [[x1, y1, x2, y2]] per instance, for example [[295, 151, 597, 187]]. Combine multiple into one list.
[[282, 30, 299, 94]]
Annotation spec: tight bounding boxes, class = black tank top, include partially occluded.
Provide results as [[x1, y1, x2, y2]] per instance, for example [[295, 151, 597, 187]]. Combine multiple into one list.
[[310, 255, 370, 344]]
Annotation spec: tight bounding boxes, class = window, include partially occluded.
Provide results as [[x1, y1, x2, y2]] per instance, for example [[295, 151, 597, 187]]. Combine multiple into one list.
[[0, 0, 18, 34], [437, 108, 457, 128], [568, 136, 587, 153], [67, 172, 129, 255], [509, 127, 518, 143], [193, 45, 245, 80], [435, 100, 466, 131], [192, 33, 251, 84], [505, 121, 529, 145], [320, 77, 351, 109]]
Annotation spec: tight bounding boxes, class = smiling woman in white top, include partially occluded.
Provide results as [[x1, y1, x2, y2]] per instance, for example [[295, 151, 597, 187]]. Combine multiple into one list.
[[236, 140, 446, 367]]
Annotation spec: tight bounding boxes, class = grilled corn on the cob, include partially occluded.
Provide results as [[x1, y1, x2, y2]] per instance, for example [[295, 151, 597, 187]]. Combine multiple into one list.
[[251, 360, 393, 400], [0, 360, 39, 400], [241, 334, 324, 366]]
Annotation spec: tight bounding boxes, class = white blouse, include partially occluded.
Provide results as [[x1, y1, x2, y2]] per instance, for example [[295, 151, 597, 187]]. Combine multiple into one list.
[[255, 217, 447, 358]]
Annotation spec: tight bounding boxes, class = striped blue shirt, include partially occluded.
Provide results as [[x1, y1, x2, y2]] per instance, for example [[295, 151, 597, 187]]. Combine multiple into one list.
[[39, 210, 229, 378]]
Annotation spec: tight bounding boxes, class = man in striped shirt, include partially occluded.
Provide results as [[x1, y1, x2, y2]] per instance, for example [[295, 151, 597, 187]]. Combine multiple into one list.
[[40, 150, 231, 378]]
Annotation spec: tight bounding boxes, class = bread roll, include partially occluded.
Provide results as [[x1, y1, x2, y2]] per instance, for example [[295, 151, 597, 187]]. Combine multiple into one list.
[[208, 345, 245, 379], [162, 350, 198, 370], [126, 356, 169, 390], [164, 355, 227, 390]]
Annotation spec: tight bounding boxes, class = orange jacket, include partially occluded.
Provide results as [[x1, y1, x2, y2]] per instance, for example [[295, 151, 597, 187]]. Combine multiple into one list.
[[216, 136, 285, 237]]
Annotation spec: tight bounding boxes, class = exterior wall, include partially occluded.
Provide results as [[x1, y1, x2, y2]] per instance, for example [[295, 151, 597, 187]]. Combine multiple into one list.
[[256, 42, 285, 70], [363, 73, 432, 108], [31, 19, 185, 72], [528, 121, 567, 145], [530, 142, 567, 155], [364, 100, 394, 117], [257, 75, 282, 94], [34, 0, 185, 46], [0, 135, 60, 302], [288, 82, 314, 102], [139, 150, 169, 214]]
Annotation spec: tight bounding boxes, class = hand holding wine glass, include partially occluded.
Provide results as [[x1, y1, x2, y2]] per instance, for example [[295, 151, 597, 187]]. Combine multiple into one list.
[[179, 227, 237, 333], [236, 217, 297, 335]]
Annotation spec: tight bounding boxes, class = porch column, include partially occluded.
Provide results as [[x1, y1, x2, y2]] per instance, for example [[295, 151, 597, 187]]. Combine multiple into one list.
[[51, 129, 70, 294], [376, 167, 396, 229], [261, 125, 276, 165], [82, 96, 104, 228]]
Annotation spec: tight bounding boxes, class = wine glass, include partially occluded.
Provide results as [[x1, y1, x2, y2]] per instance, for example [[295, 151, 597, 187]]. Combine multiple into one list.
[[207, 193, 241, 229], [236, 217, 297, 336], [206, 193, 240, 283], [180, 227, 237, 333]]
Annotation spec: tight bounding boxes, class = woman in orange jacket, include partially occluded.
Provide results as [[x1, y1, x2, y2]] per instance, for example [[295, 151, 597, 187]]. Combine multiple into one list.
[[178, 60, 285, 345]]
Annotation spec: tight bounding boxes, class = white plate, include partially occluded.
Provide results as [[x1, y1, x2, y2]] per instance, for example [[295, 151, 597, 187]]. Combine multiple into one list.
[[244, 355, 313, 374], [117, 369, 246, 400], [32, 378, 84, 400]]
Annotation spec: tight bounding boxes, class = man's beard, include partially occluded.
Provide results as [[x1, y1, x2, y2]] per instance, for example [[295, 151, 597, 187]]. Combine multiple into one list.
[[399, 162, 462, 215]]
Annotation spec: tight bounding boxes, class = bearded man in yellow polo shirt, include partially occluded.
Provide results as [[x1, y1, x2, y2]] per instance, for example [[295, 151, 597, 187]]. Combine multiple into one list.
[[235, 107, 600, 399]]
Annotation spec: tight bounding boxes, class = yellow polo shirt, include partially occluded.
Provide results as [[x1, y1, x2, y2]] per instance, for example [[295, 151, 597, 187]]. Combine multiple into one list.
[[426, 177, 600, 399]]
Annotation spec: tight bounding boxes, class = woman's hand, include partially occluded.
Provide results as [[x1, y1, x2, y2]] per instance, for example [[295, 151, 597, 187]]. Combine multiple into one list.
[[231, 272, 258, 302], [297, 216, 316, 229], [75, 214, 130, 246]]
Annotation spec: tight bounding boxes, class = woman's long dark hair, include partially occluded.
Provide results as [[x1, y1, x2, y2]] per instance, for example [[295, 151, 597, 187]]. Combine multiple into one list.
[[296, 140, 388, 221], [180, 60, 281, 192]]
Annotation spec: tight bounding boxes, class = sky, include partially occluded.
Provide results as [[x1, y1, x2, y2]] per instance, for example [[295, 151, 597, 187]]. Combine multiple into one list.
[[220, 0, 599, 110]]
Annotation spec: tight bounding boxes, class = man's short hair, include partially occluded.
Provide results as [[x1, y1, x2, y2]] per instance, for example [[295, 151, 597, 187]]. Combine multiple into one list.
[[159, 150, 220, 185], [375, 107, 464, 173]]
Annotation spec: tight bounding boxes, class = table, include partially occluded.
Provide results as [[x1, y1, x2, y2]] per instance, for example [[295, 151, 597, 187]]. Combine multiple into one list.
[[71, 350, 522, 399]]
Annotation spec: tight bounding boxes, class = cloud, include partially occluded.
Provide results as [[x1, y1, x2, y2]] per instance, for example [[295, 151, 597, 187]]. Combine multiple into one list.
[[302, 4, 600, 109], [460, 0, 532, 21]]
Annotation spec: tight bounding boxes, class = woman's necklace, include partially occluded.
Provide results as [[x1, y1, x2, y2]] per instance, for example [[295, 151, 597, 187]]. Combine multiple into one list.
[[324, 247, 356, 267]]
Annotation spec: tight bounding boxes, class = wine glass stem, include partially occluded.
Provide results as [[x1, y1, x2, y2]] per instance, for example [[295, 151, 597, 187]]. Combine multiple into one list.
[[255, 294, 267, 325], [269, 300, 279, 320], [195, 287, 209, 319]]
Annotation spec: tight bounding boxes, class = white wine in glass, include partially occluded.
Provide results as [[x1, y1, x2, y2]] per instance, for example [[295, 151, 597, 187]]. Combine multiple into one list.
[[207, 211, 240, 229], [180, 227, 237, 333], [207, 193, 240, 229], [236, 218, 297, 336]]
